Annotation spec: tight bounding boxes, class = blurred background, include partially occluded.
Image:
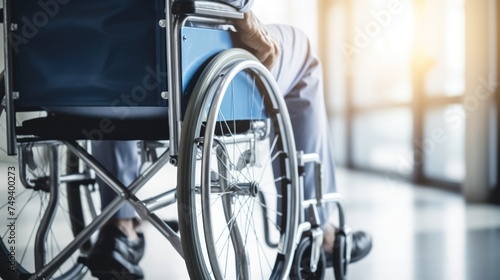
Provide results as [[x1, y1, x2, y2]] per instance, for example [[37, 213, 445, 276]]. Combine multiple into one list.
[[253, 0, 500, 279], [0, 0, 498, 279]]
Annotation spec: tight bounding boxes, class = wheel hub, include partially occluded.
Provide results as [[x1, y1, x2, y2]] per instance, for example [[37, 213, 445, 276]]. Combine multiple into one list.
[[232, 181, 260, 197]]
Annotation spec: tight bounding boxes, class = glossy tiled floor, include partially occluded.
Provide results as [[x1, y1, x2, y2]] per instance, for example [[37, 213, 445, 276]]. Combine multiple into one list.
[[2, 159, 499, 279], [137, 169, 500, 280], [109, 168, 500, 280], [333, 169, 500, 280]]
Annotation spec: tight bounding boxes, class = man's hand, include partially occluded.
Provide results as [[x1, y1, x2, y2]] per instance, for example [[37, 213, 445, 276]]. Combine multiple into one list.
[[232, 12, 280, 70]]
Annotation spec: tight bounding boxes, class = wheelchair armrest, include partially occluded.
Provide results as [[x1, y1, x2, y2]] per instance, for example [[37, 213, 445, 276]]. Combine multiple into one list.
[[172, 1, 244, 19]]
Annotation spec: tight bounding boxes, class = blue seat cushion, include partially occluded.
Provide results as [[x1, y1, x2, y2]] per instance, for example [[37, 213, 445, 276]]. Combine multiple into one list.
[[18, 116, 170, 141], [18, 115, 253, 140]]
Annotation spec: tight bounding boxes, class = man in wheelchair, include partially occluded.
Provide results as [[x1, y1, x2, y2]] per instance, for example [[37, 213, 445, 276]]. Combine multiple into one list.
[[87, 6, 373, 279]]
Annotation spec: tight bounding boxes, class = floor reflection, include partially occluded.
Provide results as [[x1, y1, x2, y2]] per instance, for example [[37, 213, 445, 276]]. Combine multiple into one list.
[[8, 162, 496, 280], [336, 169, 500, 280]]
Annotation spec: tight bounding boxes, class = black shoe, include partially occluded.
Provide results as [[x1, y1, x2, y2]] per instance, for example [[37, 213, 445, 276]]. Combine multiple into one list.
[[325, 229, 372, 266], [86, 224, 145, 280], [164, 220, 179, 233], [349, 231, 372, 263]]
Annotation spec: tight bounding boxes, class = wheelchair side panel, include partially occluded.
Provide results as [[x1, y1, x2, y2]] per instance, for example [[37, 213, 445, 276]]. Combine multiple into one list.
[[181, 27, 265, 121]]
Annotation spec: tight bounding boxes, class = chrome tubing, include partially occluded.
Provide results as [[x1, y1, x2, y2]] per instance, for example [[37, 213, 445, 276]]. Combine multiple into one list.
[[34, 145, 59, 271], [29, 142, 172, 279], [167, 10, 232, 161], [165, 0, 181, 162], [3, 0, 16, 155]]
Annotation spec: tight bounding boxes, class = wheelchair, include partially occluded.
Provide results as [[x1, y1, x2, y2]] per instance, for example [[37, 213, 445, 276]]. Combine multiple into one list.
[[0, 0, 351, 279]]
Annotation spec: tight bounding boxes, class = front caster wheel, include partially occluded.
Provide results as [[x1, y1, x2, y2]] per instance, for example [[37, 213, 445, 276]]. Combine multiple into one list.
[[291, 237, 326, 280]]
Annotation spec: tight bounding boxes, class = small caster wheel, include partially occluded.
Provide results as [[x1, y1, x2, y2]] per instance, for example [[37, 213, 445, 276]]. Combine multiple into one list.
[[333, 231, 348, 280], [290, 237, 326, 280]]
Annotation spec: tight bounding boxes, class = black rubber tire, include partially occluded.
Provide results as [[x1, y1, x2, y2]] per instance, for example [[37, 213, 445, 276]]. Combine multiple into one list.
[[333, 234, 348, 280], [0, 146, 92, 280], [66, 149, 93, 254]]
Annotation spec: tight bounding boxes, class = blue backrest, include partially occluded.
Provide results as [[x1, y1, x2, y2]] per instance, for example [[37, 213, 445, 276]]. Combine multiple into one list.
[[10, 0, 262, 122], [11, 0, 166, 110]]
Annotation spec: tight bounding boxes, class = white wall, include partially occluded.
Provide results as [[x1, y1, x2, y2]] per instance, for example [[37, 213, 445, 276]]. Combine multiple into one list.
[[252, 0, 319, 51], [463, 0, 498, 202]]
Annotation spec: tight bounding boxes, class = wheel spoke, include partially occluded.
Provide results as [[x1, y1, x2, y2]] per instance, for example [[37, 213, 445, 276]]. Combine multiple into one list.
[[0, 143, 98, 279]]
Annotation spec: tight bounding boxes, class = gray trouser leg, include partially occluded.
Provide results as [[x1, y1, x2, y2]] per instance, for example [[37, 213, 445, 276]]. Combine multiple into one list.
[[93, 24, 337, 225], [92, 140, 139, 219], [268, 24, 337, 225]]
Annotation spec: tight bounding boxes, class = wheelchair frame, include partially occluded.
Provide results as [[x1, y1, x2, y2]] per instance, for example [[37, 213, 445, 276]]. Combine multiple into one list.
[[1, 1, 350, 279]]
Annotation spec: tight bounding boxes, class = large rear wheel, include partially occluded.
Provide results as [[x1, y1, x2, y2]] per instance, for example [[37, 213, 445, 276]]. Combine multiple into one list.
[[178, 49, 300, 279], [0, 137, 98, 279]]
